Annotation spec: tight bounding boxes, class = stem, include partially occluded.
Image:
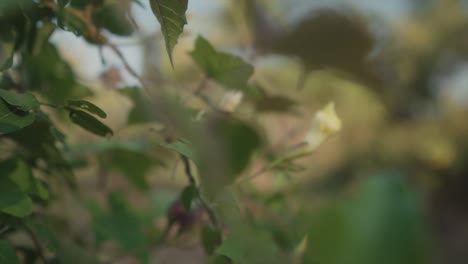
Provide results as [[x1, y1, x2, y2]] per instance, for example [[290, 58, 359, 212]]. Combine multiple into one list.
[[107, 42, 147, 87], [179, 155, 219, 227], [22, 223, 48, 264]]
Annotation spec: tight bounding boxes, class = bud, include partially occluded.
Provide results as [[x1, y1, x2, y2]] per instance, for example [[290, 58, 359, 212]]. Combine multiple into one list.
[[305, 102, 342, 151], [219, 91, 243, 113]]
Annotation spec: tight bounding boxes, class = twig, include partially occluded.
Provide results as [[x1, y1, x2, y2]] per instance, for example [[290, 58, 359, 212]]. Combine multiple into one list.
[[22, 223, 48, 264], [179, 154, 219, 227], [106, 42, 147, 87]]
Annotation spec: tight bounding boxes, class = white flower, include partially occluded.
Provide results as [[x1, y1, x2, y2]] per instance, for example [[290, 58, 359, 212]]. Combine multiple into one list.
[[305, 102, 342, 151], [219, 91, 243, 113]]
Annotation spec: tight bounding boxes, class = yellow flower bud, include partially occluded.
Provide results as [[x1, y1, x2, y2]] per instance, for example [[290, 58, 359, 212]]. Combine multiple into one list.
[[305, 102, 342, 150]]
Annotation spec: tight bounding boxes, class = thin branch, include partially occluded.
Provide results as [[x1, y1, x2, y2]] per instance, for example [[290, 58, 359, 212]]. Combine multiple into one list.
[[22, 223, 48, 264], [106, 42, 147, 87], [179, 154, 219, 227]]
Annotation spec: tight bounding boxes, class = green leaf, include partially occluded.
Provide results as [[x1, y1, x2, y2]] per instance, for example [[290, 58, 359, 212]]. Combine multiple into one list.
[[181, 185, 196, 212], [93, 2, 134, 36], [215, 223, 284, 264], [26, 221, 60, 251], [190, 36, 254, 90], [149, 0, 188, 66], [160, 141, 195, 160], [201, 225, 222, 255], [87, 192, 147, 263], [69, 109, 113, 137], [305, 173, 430, 264], [0, 177, 33, 217], [119, 87, 156, 124], [67, 99, 107, 118], [1, 159, 49, 200], [0, 240, 20, 264], [0, 99, 35, 134], [0, 89, 39, 111]]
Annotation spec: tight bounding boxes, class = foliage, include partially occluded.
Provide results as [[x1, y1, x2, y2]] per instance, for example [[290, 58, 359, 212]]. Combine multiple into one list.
[[1, 0, 466, 264]]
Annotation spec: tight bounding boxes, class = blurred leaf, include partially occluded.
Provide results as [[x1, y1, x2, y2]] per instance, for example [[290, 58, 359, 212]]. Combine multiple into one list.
[[160, 140, 195, 160], [0, 89, 39, 111], [0, 240, 20, 264], [201, 224, 222, 255], [181, 185, 196, 212], [190, 36, 254, 90], [69, 109, 113, 137], [273, 9, 375, 80], [0, 176, 33, 217], [7, 116, 76, 188], [1, 159, 49, 200], [0, 99, 35, 134], [93, 2, 134, 36], [56, 240, 102, 264], [104, 149, 153, 190], [0, 27, 16, 71], [119, 87, 156, 124], [149, 0, 188, 66], [216, 223, 285, 264], [88, 192, 147, 263], [67, 99, 107, 118], [26, 221, 60, 251], [305, 173, 430, 264]]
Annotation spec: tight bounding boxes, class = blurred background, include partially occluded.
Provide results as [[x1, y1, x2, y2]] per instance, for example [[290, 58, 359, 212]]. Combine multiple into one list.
[[4, 0, 468, 263]]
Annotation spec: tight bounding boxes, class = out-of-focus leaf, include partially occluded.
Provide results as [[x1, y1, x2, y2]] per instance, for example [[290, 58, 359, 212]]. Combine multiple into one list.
[[20, 43, 92, 104], [93, 2, 134, 36], [216, 223, 285, 264], [119, 87, 156, 124], [273, 9, 376, 82], [7, 116, 76, 188], [88, 192, 148, 263], [56, 240, 102, 264], [69, 109, 113, 137], [0, 176, 33, 217], [304, 173, 430, 264], [67, 99, 107, 118], [160, 141, 195, 160], [0, 89, 39, 111], [201, 224, 222, 255], [149, 0, 188, 66], [26, 221, 60, 251], [190, 36, 254, 90], [0, 99, 35, 134], [0, 240, 20, 264], [181, 185, 196, 212], [103, 149, 153, 190], [0, 27, 16, 71], [0, 159, 49, 200]]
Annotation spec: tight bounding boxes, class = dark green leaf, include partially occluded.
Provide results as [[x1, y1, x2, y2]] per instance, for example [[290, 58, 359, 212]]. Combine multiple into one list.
[[69, 109, 113, 137], [93, 3, 134, 36], [181, 185, 196, 212], [0, 240, 20, 264], [305, 173, 430, 264], [201, 225, 222, 255], [0, 89, 39, 111], [190, 36, 254, 90], [1, 159, 49, 200], [0, 176, 33, 217], [160, 141, 195, 160], [149, 0, 188, 66], [119, 87, 156, 124], [67, 99, 107, 118], [0, 99, 35, 134], [26, 221, 60, 251]]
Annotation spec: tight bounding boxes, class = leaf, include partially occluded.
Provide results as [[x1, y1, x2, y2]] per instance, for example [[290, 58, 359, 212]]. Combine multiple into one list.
[[160, 141, 195, 160], [149, 0, 188, 66], [215, 223, 284, 264], [304, 173, 430, 264], [181, 185, 196, 212], [67, 99, 107, 118], [93, 2, 134, 36], [190, 36, 254, 90], [87, 192, 148, 263], [0, 177, 33, 217], [119, 87, 156, 124], [0, 159, 49, 200], [0, 99, 35, 134], [201, 225, 222, 255], [0, 240, 20, 264], [0, 89, 39, 111], [69, 109, 113, 137]]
